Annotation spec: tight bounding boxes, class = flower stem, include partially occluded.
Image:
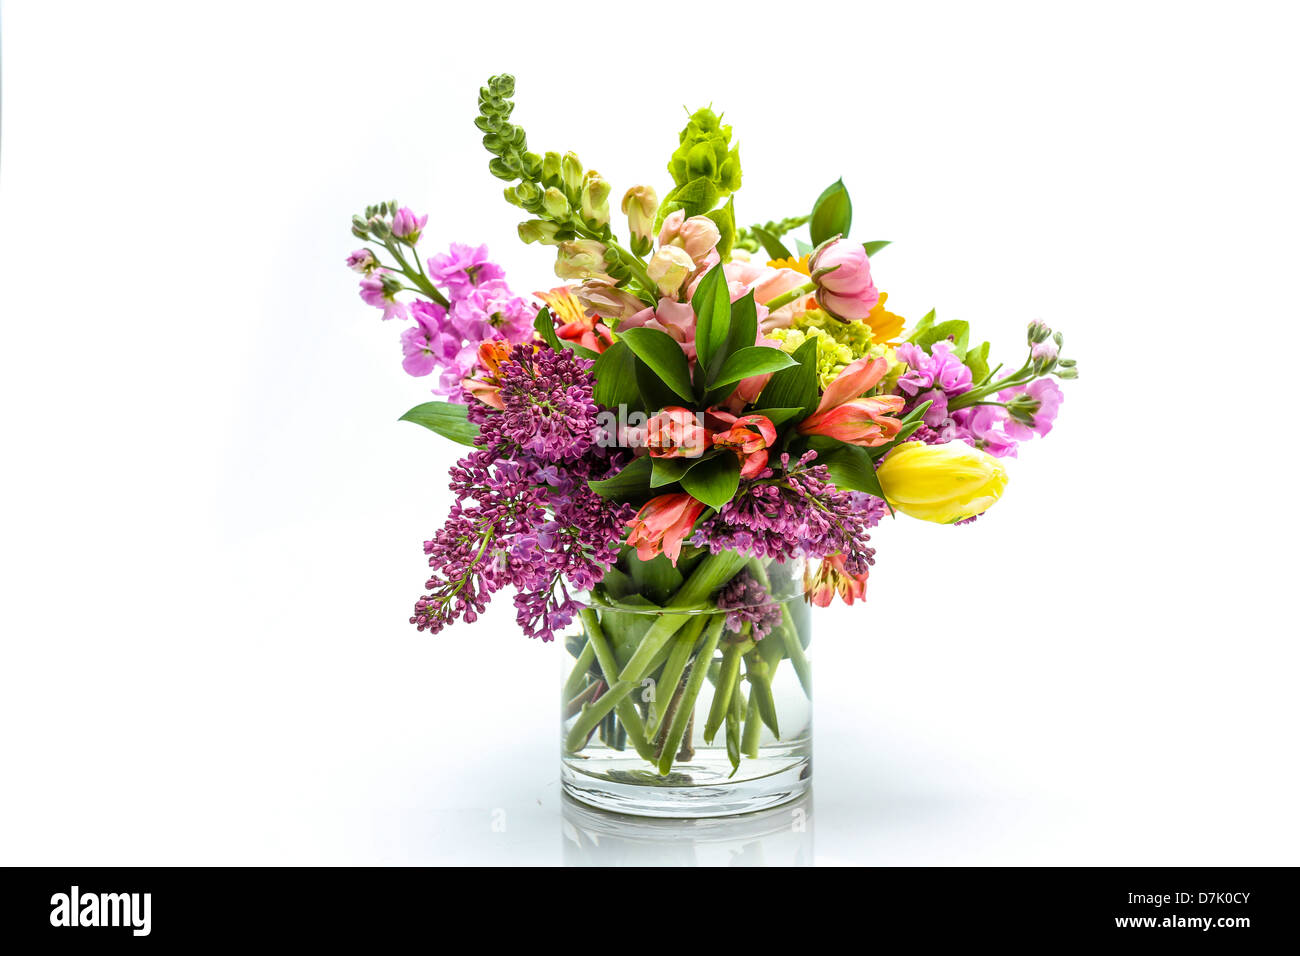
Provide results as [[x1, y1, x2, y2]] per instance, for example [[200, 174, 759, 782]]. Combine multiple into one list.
[[562, 640, 596, 701], [644, 613, 709, 737], [741, 690, 763, 758], [566, 609, 656, 760], [704, 641, 744, 744], [655, 616, 725, 776], [764, 280, 816, 313], [778, 604, 812, 698]]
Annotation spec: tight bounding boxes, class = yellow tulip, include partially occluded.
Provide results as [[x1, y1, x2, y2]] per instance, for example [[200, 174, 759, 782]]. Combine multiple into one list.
[[875, 441, 1008, 524]]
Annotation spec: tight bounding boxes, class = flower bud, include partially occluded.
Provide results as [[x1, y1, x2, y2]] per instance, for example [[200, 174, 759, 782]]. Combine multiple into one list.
[[390, 206, 428, 242], [574, 279, 647, 320], [658, 210, 721, 268], [542, 186, 571, 220], [541, 151, 563, 188], [621, 185, 659, 251], [1027, 319, 1051, 344], [518, 219, 561, 245], [345, 248, 378, 273], [809, 238, 878, 321], [555, 240, 612, 281], [561, 152, 584, 201], [368, 216, 391, 239], [579, 170, 611, 229], [646, 245, 697, 297], [351, 215, 370, 238], [875, 441, 1009, 524]]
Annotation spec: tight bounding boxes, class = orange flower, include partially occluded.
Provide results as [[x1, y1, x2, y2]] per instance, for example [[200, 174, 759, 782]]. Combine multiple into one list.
[[537, 286, 612, 353], [799, 355, 905, 447], [461, 340, 513, 410], [804, 554, 869, 607], [625, 493, 706, 566], [710, 412, 777, 478], [643, 407, 709, 459]]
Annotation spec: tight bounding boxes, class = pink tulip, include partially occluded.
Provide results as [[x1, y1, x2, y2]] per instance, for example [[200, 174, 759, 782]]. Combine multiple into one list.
[[809, 238, 878, 321], [625, 493, 707, 565]]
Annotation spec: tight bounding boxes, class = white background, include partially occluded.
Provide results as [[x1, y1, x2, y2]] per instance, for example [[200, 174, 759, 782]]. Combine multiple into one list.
[[2, 0, 1297, 865]]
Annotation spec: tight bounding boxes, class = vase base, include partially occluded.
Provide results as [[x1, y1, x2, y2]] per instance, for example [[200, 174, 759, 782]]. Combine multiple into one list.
[[561, 751, 811, 818]]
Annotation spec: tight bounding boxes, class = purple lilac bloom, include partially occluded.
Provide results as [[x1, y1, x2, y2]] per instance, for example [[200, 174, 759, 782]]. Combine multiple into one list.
[[346, 248, 377, 273], [410, 349, 630, 642], [427, 242, 507, 295], [691, 451, 878, 574], [390, 206, 428, 241], [1000, 377, 1064, 440], [359, 272, 408, 321], [716, 571, 782, 641]]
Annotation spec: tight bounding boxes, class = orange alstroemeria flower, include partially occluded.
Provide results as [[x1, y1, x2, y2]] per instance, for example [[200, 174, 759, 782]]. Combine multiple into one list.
[[625, 493, 707, 566], [537, 287, 613, 353], [804, 554, 869, 607], [798, 355, 905, 447], [710, 411, 777, 478], [461, 340, 513, 410], [643, 407, 709, 459]]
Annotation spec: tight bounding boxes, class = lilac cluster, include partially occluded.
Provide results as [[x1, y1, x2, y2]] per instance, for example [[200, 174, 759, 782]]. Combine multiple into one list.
[[691, 452, 880, 575], [349, 227, 534, 398], [411, 346, 631, 641], [716, 572, 782, 642]]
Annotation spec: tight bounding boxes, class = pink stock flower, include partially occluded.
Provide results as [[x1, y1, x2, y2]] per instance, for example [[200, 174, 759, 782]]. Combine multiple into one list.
[[799, 356, 905, 447], [710, 412, 777, 478], [346, 248, 378, 273], [390, 206, 428, 242], [625, 493, 707, 566], [955, 405, 1019, 457], [809, 239, 879, 321], [400, 301, 452, 376], [427, 243, 506, 294], [1000, 377, 1064, 440], [359, 272, 408, 321]]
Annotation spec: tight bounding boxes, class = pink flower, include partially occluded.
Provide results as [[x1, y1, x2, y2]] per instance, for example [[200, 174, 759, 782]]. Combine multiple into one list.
[[359, 272, 408, 321], [619, 298, 700, 361], [799, 356, 905, 446], [955, 406, 1019, 457], [896, 341, 973, 403], [658, 210, 722, 269], [390, 206, 428, 242], [809, 239, 878, 321], [804, 554, 869, 607], [346, 248, 377, 273], [427, 243, 506, 294], [710, 412, 777, 478], [1000, 378, 1064, 440], [400, 301, 451, 376], [639, 407, 709, 459], [625, 493, 707, 566]]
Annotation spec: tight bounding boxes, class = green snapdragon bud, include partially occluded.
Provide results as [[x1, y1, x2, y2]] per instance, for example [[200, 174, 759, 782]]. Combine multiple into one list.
[[621, 185, 658, 256], [561, 152, 583, 202], [542, 187, 571, 220], [580, 170, 611, 229], [518, 219, 561, 245], [541, 152, 563, 189]]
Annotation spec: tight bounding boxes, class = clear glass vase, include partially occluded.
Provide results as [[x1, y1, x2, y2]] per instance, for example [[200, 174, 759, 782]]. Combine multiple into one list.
[[560, 549, 812, 818]]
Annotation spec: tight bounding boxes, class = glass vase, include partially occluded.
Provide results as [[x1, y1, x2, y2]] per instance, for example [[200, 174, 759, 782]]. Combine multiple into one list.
[[560, 549, 812, 818]]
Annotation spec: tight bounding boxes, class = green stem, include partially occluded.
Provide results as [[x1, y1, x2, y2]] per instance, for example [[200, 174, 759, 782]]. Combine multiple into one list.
[[644, 613, 709, 737], [746, 655, 780, 737], [656, 616, 725, 776], [562, 640, 595, 701], [566, 609, 656, 760], [741, 689, 762, 759], [779, 605, 813, 698], [764, 279, 816, 312], [704, 642, 744, 744]]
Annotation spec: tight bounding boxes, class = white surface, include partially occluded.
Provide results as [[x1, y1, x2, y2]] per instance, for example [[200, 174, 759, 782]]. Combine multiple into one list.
[[1, 1, 1297, 865]]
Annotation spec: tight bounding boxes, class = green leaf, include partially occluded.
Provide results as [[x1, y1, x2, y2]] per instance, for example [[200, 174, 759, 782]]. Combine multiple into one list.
[[650, 454, 707, 489], [964, 341, 991, 383], [754, 338, 819, 414], [913, 319, 970, 358], [398, 402, 479, 446], [869, 400, 932, 460], [710, 346, 797, 390], [623, 549, 684, 606], [862, 240, 891, 257], [618, 327, 694, 402], [810, 179, 852, 246], [822, 444, 886, 499], [750, 225, 793, 262], [679, 453, 740, 510], [587, 456, 652, 499], [591, 340, 641, 410], [795, 239, 813, 257], [907, 309, 937, 343], [707, 196, 736, 261], [636, 358, 682, 412], [750, 406, 806, 429], [722, 291, 758, 365], [691, 264, 731, 378], [534, 306, 597, 359]]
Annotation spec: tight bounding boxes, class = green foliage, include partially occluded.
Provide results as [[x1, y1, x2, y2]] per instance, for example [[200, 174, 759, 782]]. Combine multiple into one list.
[[655, 106, 742, 232], [822, 444, 887, 500], [691, 264, 732, 376], [587, 456, 652, 499], [706, 196, 736, 261], [679, 453, 740, 510], [709, 347, 797, 390], [398, 402, 480, 446], [810, 179, 852, 245], [591, 341, 641, 410], [619, 328, 695, 402], [862, 240, 891, 257], [754, 338, 820, 415], [964, 340, 991, 383], [734, 215, 810, 255]]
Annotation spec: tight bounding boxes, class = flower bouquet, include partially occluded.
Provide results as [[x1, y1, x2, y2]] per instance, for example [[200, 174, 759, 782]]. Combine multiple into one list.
[[346, 75, 1075, 817]]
